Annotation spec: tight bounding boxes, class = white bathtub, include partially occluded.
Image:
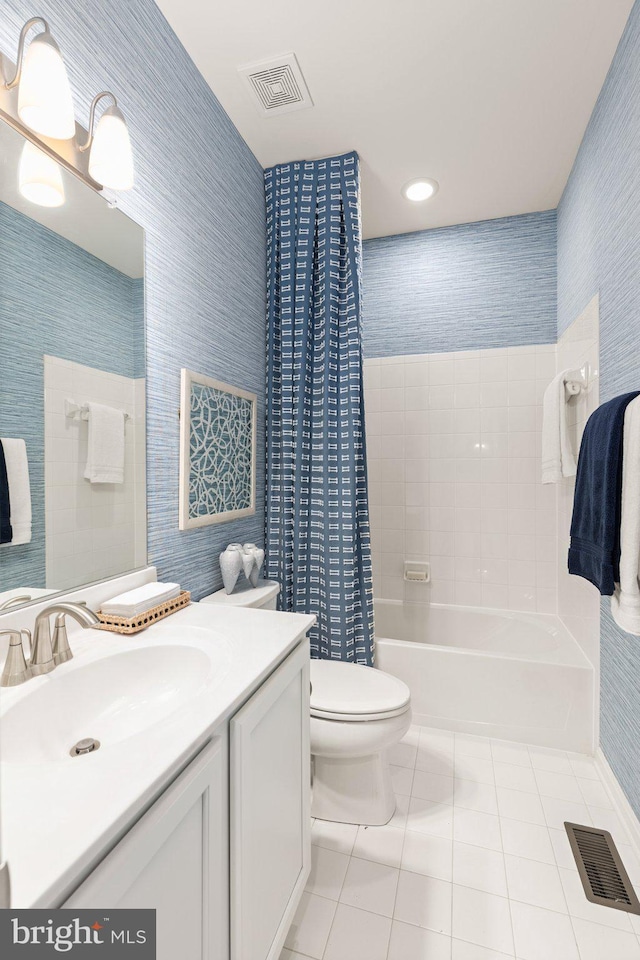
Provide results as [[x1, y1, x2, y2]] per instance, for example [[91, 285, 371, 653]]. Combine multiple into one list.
[[375, 601, 595, 753]]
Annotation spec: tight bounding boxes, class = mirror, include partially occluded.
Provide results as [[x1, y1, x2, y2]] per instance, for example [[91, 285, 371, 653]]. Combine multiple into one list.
[[0, 119, 146, 613]]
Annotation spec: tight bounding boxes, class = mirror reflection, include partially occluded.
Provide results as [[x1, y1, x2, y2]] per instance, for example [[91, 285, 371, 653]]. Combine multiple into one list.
[[0, 119, 146, 610]]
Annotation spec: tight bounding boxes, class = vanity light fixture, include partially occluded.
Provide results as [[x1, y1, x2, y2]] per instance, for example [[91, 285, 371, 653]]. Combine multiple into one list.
[[79, 92, 134, 191], [4, 17, 75, 140], [401, 177, 439, 202], [18, 140, 65, 207]]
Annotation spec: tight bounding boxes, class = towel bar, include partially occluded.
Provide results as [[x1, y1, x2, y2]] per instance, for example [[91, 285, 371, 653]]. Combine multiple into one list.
[[64, 399, 132, 422]]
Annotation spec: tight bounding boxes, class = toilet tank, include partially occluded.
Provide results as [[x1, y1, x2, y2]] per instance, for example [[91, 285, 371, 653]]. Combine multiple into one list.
[[199, 579, 280, 610]]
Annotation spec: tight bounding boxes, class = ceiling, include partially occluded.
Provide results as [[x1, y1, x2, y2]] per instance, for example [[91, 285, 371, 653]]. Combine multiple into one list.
[[155, 0, 633, 239], [0, 121, 143, 277]]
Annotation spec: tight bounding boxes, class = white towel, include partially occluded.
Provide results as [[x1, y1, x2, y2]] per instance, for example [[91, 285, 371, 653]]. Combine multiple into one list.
[[84, 402, 125, 484], [541, 370, 577, 484], [100, 582, 181, 617], [611, 396, 640, 634], [0, 438, 32, 545]]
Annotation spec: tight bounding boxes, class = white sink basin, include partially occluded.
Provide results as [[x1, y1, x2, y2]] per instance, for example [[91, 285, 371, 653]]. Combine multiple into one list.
[[0, 643, 221, 764]]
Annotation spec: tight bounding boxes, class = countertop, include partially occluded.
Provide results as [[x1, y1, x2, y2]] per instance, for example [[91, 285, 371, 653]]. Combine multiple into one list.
[[0, 601, 315, 908]]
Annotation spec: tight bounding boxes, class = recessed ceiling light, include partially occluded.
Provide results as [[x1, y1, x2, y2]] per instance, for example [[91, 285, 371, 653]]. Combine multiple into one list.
[[402, 178, 439, 202]]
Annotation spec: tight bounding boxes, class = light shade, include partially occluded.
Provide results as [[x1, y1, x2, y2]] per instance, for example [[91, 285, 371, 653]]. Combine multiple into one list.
[[19, 141, 65, 207], [17, 32, 76, 140], [401, 178, 439, 203], [88, 104, 134, 190]]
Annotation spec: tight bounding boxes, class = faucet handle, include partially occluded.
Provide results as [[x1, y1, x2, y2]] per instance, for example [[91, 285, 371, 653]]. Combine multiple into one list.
[[30, 618, 55, 677], [0, 629, 31, 687], [52, 614, 73, 666]]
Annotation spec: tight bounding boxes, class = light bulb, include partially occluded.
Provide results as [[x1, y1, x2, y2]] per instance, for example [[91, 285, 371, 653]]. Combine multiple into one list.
[[17, 32, 76, 140], [88, 104, 134, 190], [401, 178, 439, 203], [19, 141, 65, 207]]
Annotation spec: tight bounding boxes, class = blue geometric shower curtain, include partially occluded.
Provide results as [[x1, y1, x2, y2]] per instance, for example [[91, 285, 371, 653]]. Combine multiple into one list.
[[264, 151, 375, 665]]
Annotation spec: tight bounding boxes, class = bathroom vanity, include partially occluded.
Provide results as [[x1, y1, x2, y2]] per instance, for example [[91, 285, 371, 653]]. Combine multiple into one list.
[[0, 576, 314, 960]]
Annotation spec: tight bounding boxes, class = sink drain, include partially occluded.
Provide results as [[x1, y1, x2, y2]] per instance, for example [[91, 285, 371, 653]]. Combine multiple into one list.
[[69, 737, 101, 757]]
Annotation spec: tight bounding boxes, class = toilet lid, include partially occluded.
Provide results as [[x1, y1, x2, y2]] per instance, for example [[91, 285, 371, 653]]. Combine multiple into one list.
[[310, 660, 410, 721]]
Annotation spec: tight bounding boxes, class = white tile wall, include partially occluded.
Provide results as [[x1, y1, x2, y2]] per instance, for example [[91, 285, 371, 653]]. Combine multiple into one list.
[[365, 345, 558, 614], [556, 297, 601, 670], [44, 356, 146, 590]]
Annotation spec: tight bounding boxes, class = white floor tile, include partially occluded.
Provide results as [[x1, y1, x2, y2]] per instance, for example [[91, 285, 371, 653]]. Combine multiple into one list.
[[534, 769, 583, 802], [568, 756, 600, 780], [406, 797, 454, 839], [388, 793, 410, 829], [387, 920, 451, 960], [540, 796, 591, 830], [401, 726, 421, 747], [391, 763, 414, 796], [453, 808, 502, 851], [454, 778, 499, 815], [311, 819, 358, 856], [454, 755, 495, 784], [394, 870, 453, 935], [586, 806, 632, 845], [452, 939, 514, 959], [455, 733, 493, 760], [452, 884, 514, 955], [323, 903, 392, 960], [305, 845, 350, 900], [401, 830, 453, 881], [572, 918, 640, 960], [559, 867, 634, 931], [390, 740, 418, 769], [491, 741, 531, 767], [284, 892, 337, 959], [504, 854, 567, 912], [352, 824, 405, 869], [420, 727, 455, 752], [412, 770, 455, 804], [493, 761, 538, 793], [496, 787, 546, 825], [528, 746, 573, 775], [548, 827, 578, 870], [339, 856, 399, 917], [453, 842, 508, 897], [416, 744, 455, 777], [577, 778, 613, 809], [510, 901, 579, 960], [500, 819, 555, 864]]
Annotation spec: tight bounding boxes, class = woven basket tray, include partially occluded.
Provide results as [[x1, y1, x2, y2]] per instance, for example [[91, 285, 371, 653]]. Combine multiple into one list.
[[96, 590, 191, 635]]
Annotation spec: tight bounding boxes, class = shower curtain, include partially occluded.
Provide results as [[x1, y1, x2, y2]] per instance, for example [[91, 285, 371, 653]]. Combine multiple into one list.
[[264, 151, 374, 665]]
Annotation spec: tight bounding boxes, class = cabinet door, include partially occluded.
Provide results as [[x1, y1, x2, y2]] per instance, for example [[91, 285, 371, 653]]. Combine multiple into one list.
[[63, 737, 228, 960], [231, 639, 310, 960]]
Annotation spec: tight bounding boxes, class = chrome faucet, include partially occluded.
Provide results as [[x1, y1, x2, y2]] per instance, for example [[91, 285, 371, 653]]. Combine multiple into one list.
[[31, 602, 100, 673]]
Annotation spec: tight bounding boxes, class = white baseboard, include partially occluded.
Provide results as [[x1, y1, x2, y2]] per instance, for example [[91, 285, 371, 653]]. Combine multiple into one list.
[[595, 747, 640, 856]]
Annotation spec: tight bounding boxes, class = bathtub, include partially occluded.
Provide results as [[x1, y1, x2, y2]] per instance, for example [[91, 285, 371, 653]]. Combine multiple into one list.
[[374, 601, 595, 753]]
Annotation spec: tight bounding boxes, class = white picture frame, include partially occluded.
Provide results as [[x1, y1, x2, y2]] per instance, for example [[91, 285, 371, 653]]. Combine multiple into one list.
[[179, 368, 257, 529]]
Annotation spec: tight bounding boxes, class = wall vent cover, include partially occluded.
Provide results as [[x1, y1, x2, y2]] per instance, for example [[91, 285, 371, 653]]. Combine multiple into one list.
[[238, 53, 313, 117], [565, 822, 640, 913]]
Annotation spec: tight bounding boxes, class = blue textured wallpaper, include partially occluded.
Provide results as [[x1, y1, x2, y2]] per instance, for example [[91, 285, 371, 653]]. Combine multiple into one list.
[[557, 1, 640, 815], [0, 201, 143, 590], [0, 0, 266, 600], [362, 210, 557, 357]]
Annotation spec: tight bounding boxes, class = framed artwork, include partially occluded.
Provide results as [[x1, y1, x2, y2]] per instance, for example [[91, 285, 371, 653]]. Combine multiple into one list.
[[179, 368, 257, 529]]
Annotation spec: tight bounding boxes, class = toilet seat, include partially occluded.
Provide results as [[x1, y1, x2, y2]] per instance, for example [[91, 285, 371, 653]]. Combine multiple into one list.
[[310, 660, 410, 722]]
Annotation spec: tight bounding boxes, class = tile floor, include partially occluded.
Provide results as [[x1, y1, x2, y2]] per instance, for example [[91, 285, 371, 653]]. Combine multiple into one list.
[[282, 725, 640, 960]]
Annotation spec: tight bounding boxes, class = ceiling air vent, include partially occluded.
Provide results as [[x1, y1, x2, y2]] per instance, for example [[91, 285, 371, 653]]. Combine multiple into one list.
[[238, 53, 313, 117], [565, 822, 640, 913]]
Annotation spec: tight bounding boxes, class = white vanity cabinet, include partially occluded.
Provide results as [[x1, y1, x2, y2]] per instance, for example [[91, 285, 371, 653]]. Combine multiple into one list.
[[61, 638, 310, 960]]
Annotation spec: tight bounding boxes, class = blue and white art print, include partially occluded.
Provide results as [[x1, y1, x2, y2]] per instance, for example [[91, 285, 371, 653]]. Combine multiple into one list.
[[179, 369, 256, 528]]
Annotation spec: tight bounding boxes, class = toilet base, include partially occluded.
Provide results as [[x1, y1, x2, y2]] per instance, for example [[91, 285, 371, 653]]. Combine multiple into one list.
[[311, 752, 396, 825]]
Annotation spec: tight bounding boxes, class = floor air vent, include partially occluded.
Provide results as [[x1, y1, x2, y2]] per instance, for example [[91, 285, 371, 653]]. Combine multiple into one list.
[[565, 822, 640, 914], [238, 53, 313, 117]]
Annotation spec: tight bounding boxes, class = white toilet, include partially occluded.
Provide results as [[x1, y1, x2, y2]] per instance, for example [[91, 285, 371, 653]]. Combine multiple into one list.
[[200, 579, 412, 826], [310, 660, 411, 825]]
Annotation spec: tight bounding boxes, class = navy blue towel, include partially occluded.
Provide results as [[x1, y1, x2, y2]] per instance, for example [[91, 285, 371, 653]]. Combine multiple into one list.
[[569, 391, 640, 595], [0, 440, 12, 544]]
